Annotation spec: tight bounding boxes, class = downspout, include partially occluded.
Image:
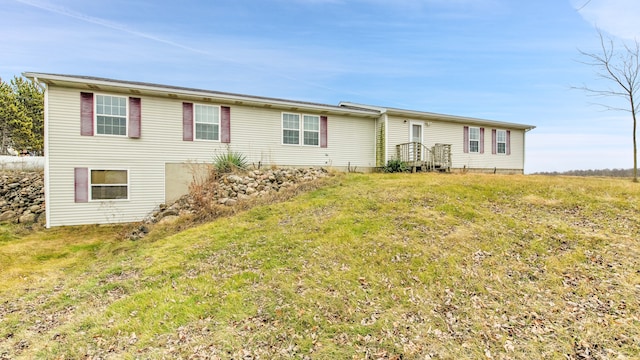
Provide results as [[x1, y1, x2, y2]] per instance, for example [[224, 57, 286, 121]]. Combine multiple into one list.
[[33, 77, 50, 227], [382, 110, 388, 166], [373, 117, 378, 169]]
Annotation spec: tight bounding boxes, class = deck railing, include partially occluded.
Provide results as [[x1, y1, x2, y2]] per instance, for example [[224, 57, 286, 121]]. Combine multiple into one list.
[[396, 142, 433, 170], [432, 143, 452, 172], [395, 142, 451, 172]]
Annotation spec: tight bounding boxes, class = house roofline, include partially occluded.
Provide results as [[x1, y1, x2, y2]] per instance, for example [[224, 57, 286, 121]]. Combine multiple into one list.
[[23, 72, 536, 130], [23, 72, 381, 118], [339, 101, 536, 130]]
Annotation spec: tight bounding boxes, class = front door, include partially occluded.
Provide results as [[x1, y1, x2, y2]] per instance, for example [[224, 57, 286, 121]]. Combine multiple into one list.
[[410, 122, 423, 161]]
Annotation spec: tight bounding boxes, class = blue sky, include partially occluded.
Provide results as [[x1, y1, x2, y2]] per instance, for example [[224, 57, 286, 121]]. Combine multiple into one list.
[[2, 0, 639, 173]]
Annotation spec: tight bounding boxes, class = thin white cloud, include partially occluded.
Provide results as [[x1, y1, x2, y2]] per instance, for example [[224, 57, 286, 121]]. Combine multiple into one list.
[[572, 0, 640, 40], [10, 0, 448, 103], [284, 0, 501, 17], [14, 0, 209, 55], [11, 0, 355, 95]]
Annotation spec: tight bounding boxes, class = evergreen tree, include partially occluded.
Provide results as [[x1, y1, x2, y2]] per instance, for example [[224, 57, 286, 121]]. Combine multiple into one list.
[[0, 76, 44, 155]]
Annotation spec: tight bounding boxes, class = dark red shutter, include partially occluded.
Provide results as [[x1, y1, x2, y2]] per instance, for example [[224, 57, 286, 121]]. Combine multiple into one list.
[[491, 129, 497, 154], [221, 106, 231, 143], [463, 126, 469, 153], [74, 167, 89, 203], [80, 92, 94, 136], [183, 102, 193, 141], [320, 116, 328, 148], [479, 127, 485, 154], [506, 130, 511, 155], [129, 97, 141, 138]]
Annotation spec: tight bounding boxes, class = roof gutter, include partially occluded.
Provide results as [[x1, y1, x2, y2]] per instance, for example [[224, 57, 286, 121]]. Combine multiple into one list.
[[23, 72, 380, 118]]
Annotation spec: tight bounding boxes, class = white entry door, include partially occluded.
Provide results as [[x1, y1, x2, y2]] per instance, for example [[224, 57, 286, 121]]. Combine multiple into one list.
[[412, 123, 422, 144], [410, 122, 423, 161]]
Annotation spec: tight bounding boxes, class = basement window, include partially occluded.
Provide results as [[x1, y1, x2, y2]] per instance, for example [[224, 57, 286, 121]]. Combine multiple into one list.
[[90, 170, 128, 200]]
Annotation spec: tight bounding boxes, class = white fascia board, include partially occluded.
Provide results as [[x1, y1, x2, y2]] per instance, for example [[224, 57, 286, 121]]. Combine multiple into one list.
[[339, 101, 535, 131], [23, 72, 380, 118]]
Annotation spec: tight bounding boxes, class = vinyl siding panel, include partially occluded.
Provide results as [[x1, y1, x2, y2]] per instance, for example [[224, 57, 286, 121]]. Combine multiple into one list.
[[46, 87, 376, 226], [386, 116, 407, 160], [385, 115, 525, 171]]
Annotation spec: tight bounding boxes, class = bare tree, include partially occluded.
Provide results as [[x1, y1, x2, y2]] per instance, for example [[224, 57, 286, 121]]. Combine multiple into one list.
[[576, 31, 639, 182]]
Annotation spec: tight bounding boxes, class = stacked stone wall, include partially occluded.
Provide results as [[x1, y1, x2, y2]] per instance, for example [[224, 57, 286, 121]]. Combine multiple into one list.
[[0, 171, 45, 224], [150, 167, 329, 223], [0, 168, 330, 226]]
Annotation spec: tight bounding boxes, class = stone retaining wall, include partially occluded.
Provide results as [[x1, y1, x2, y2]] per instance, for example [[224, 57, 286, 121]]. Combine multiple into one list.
[[0, 168, 330, 226], [149, 167, 330, 224], [0, 171, 45, 224]]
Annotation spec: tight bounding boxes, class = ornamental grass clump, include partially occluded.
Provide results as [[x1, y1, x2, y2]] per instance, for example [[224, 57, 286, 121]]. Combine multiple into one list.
[[213, 149, 248, 173]]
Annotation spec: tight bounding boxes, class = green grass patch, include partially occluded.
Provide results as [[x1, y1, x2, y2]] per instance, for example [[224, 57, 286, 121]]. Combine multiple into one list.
[[1, 173, 639, 359]]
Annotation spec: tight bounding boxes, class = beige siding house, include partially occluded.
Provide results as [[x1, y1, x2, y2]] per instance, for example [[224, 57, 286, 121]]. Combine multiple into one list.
[[25, 73, 534, 227]]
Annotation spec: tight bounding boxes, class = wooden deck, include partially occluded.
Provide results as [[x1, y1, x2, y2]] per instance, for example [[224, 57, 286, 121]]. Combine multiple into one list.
[[395, 142, 452, 172]]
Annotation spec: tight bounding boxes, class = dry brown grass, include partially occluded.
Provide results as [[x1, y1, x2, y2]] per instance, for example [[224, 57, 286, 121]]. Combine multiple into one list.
[[0, 173, 638, 359]]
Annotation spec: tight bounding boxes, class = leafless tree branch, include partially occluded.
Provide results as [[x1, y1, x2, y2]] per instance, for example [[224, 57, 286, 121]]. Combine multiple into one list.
[[576, 30, 640, 182]]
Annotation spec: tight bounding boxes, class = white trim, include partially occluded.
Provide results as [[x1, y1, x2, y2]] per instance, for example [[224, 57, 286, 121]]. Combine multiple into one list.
[[88, 168, 130, 201], [193, 103, 221, 142], [23, 73, 380, 118], [524, 128, 531, 172], [94, 93, 129, 137], [340, 101, 536, 130], [43, 83, 51, 228]]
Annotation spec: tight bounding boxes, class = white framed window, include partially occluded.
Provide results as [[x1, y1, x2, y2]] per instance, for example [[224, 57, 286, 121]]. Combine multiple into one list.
[[282, 113, 300, 145], [303, 115, 320, 146], [194, 104, 220, 141], [90, 169, 128, 200], [469, 127, 480, 153], [282, 113, 320, 146], [496, 130, 507, 154], [96, 95, 127, 136]]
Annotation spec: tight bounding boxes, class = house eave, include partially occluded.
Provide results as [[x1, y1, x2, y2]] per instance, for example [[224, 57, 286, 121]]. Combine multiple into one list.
[[23, 72, 381, 119], [340, 101, 536, 131]]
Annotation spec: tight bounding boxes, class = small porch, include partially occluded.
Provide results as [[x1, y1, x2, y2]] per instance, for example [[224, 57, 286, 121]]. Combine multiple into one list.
[[395, 142, 452, 172]]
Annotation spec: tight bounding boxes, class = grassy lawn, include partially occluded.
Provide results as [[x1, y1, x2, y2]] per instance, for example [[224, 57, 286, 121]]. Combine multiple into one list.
[[0, 173, 639, 359]]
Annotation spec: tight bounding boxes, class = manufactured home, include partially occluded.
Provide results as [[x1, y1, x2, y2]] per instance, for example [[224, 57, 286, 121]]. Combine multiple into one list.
[[24, 72, 535, 227]]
